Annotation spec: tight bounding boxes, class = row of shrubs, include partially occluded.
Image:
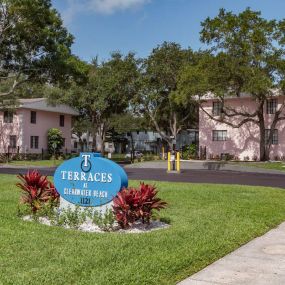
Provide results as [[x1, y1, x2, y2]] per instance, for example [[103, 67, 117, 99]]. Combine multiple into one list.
[[16, 170, 167, 230], [208, 154, 285, 161], [0, 152, 79, 163]]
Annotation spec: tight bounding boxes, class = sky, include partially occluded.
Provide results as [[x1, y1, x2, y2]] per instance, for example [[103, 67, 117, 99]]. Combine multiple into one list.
[[52, 0, 285, 62]]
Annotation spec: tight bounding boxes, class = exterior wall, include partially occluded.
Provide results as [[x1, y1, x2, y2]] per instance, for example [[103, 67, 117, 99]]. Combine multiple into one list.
[[199, 96, 285, 160], [0, 110, 23, 153], [0, 108, 72, 154], [21, 108, 72, 154]]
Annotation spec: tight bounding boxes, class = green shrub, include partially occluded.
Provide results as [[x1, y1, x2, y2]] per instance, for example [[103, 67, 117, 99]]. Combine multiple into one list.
[[47, 128, 64, 156], [57, 206, 87, 229], [91, 209, 115, 231]]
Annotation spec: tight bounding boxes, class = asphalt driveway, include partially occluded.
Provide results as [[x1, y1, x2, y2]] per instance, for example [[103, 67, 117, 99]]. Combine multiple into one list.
[[1, 165, 285, 188]]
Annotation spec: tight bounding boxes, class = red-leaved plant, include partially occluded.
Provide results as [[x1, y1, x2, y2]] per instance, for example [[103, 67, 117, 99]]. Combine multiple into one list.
[[16, 170, 60, 213], [46, 181, 60, 203], [112, 183, 167, 229]]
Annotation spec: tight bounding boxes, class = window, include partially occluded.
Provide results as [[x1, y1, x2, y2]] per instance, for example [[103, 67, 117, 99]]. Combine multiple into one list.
[[74, 141, 78, 149], [266, 99, 277, 114], [30, 111, 37, 124], [265, 129, 278, 145], [60, 115, 65, 127], [4, 111, 13, 123], [212, 130, 227, 141], [212, 102, 223, 116], [30, 136, 39, 149], [9, 136, 16, 148]]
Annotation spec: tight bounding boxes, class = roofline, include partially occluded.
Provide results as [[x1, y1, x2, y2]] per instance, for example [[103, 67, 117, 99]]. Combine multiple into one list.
[[201, 94, 285, 102], [17, 98, 79, 116]]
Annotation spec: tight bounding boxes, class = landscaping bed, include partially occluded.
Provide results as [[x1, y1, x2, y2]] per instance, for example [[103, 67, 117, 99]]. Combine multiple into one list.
[[1, 174, 285, 284]]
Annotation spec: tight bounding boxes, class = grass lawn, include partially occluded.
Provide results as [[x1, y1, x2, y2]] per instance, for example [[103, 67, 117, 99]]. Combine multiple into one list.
[[1, 175, 285, 284], [2, 160, 62, 167], [233, 161, 285, 171]]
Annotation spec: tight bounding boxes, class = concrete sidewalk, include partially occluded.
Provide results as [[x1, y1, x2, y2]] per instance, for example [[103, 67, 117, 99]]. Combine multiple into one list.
[[178, 222, 285, 285], [126, 160, 285, 175]]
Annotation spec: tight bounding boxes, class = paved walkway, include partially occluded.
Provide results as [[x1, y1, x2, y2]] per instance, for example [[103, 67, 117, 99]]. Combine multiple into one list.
[[126, 160, 285, 175], [178, 222, 285, 285]]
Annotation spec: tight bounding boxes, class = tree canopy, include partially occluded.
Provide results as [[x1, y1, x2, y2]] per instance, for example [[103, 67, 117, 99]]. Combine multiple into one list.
[[136, 42, 197, 150], [55, 52, 140, 152], [0, 0, 83, 100]]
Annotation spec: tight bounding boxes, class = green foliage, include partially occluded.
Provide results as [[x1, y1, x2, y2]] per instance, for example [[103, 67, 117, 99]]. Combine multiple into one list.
[[136, 42, 198, 148], [0, 0, 79, 99], [57, 206, 87, 229], [109, 113, 144, 134], [91, 209, 115, 232], [47, 128, 64, 155], [181, 144, 197, 160], [53, 52, 140, 152]]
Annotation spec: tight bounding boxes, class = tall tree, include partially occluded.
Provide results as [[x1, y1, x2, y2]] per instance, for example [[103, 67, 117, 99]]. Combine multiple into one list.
[[179, 8, 285, 161], [0, 0, 77, 100], [136, 42, 197, 151], [60, 52, 140, 152]]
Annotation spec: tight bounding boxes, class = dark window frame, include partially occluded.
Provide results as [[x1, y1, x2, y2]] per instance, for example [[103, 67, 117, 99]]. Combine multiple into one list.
[[212, 101, 223, 116], [212, 130, 228, 141], [59, 114, 65, 127], [3, 110, 13, 123], [30, 136, 39, 149], [265, 129, 278, 145], [9, 135, 17, 148], [266, 99, 277, 114], [30, 111, 37, 124]]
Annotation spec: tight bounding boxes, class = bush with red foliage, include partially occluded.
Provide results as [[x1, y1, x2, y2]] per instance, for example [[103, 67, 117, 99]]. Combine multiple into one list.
[[46, 181, 60, 204], [16, 170, 60, 213], [112, 183, 167, 229]]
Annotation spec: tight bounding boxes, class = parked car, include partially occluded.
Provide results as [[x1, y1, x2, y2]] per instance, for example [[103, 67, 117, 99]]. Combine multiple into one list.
[[125, 151, 143, 159]]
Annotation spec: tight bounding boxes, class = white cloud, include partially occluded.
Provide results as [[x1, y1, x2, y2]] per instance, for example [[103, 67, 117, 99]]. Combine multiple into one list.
[[89, 0, 150, 14], [62, 0, 150, 24]]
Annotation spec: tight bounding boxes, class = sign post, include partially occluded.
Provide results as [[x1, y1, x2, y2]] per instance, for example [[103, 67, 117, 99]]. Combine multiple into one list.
[[54, 152, 128, 212], [167, 151, 181, 174]]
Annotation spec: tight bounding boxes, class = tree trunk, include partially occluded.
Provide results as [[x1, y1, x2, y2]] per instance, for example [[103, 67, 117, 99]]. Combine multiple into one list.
[[97, 122, 107, 154], [130, 132, 135, 163], [167, 138, 174, 152], [91, 114, 97, 152], [257, 103, 269, 161], [259, 124, 267, 161]]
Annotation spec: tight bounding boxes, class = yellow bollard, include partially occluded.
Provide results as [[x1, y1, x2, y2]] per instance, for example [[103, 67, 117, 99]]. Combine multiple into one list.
[[167, 152, 171, 172], [162, 146, 165, 160], [176, 152, 180, 172]]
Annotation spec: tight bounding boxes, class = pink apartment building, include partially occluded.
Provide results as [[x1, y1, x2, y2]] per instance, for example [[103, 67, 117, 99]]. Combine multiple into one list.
[[0, 98, 78, 155], [199, 94, 285, 161]]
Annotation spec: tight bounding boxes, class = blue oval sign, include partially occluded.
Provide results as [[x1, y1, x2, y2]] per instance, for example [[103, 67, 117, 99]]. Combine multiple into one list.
[[54, 152, 128, 207]]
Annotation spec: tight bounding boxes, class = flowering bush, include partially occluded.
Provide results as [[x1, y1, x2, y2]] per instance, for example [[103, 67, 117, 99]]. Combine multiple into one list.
[[16, 170, 60, 213], [112, 183, 167, 229]]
